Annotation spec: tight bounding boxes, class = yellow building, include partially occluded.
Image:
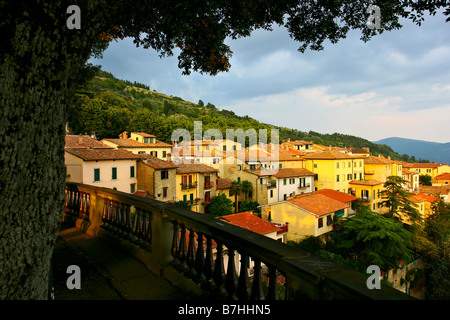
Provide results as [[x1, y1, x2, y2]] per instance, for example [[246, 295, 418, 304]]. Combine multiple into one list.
[[259, 193, 350, 242], [363, 155, 401, 183], [303, 150, 365, 193], [348, 179, 384, 213], [175, 163, 218, 213], [434, 172, 450, 186], [402, 163, 450, 180], [216, 177, 236, 209], [102, 131, 173, 160]]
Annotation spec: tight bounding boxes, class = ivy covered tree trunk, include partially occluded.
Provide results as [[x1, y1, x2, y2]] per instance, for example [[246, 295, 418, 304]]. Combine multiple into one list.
[[0, 2, 106, 299]]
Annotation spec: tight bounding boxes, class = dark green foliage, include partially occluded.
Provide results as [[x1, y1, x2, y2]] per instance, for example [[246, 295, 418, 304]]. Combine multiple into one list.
[[238, 200, 261, 214], [327, 207, 413, 272], [206, 193, 233, 217], [419, 174, 432, 186]]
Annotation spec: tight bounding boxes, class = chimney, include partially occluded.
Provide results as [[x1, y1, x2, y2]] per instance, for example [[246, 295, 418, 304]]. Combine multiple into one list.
[[78, 133, 83, 144]]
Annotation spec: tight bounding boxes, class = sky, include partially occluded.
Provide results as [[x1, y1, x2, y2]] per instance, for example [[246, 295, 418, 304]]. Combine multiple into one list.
[[89, 10, 450, 144]]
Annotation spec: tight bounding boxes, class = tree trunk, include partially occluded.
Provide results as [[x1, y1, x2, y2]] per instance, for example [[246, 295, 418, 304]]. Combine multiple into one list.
[[0, 2, 103, 299]]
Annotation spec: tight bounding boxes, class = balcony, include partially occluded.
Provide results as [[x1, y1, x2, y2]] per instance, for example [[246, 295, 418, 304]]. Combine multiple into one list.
[[298, 183, 311, 189], [204, 181, 214, 189], [267, 181, 277, 189], [63, 182, 413, 300], [181, 182, 197, 190]]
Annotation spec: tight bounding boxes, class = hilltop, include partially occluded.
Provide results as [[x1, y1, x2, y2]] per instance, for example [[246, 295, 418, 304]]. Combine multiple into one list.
[[68, 66, 422, 163]]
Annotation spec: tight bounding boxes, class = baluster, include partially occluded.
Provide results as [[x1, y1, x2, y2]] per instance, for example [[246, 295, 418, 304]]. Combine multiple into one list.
[[225, 247, 238, 299], [250, 259, 265, 300], [171, 221, 179, 261], [267, 264, 278, 300], [203, 236, 214, 281], [133, 208, 141, 236], [185, 228, 196, 277], [146, 211, 152, 244], [178, 224, 187, 268], [213, 241, 226, 296], [194, 232, 206, 281], [237, 252, 251, 300]]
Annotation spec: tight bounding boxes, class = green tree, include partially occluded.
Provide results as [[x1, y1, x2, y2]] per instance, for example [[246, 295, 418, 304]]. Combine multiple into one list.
[[425, 199, 450, 244], [423, 240, 450, 300], [206, 193, 233, 217], [329, 207, 413, 272], [238, 200, 261, 214], [230, 181, 242, 213], [382, 175, 421, 224], [240, 180, 253, 201], [419, 174, 432, 186], [2, 0, 449, 300]]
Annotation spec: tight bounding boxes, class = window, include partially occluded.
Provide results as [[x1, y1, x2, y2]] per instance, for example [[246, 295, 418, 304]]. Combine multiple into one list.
[[190, 193, 194, 204], [204, 191, 210, 203], [314, 164, 317, 169], [336, 163, 339, 169], [347, 174, 352, 181], [359, 173, 363, 180], [161, 170, 169, 180], [260, 178, 263, 184], [162, 187, 168, 198], [283, 179, 287, 185], [130, 166, 135, 178], [94, 168, 100, 182], [326, 215, 333, 226], [270, 189, 273, 198], [112, 167, 117, 180], [336, 175, 340, 182], [279, 163, 282, 169], [144, 137, 149, 143], [318, 217, 323, 228], [163, 151, 167, 158], [130, 183, 136, 193], [183, 194, 187, 202]]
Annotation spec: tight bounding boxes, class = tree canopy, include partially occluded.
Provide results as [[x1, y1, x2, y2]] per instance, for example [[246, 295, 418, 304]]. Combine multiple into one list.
[[2, 0, 450, 300]]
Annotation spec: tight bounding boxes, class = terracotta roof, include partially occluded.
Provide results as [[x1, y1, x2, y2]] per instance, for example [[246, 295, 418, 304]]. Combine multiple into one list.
[[176, 163, 218, 174], [364, 155, 393, 164], [402, 162, 442, 169], [219, 212, 281, 235], [65, 135, 113, 149], [349, 179, 383, 186], [132, 132, 156, 138], [65, 148, 142, 161], [419, 185, 450, 195], [273, 168, 315, 178], [413, 192, 440, 203], [139, 155, 178, 169], [216, 178, 232, 190], [303, 150, 364, 160], [349, 148, 370, 154], [102, 138, 172, 148], [435, 172, 450, 180], [315, 189, 358, 203], [286, 194, 349, 216], [133, 190, 155, 199]]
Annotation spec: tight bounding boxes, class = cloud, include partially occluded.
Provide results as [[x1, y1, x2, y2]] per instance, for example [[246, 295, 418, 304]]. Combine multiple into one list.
[[89, 11, 450, 143]]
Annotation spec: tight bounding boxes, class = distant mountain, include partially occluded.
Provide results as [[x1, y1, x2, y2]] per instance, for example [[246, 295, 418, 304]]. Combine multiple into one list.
[[373, 137, 450, 165]]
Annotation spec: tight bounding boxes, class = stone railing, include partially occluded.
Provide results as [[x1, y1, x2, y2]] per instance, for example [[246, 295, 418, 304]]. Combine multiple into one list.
[[64, 182, 413, 300]]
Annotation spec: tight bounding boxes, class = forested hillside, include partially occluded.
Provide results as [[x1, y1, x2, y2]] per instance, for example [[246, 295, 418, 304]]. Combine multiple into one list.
[[68, 66, 421, 163]]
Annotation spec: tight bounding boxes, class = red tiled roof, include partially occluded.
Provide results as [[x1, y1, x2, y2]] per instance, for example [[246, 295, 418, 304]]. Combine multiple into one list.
[[176, 163, 218, 174], [315, 189, 358, 203], [435, 172, 450, 180], [65, 148, 142, 161], [349, 179, 383, 186], [286, 194, 349, 216], [216, 178, 232, 190], [139, 155, 178, 169], [364, 155, 393, 164], [303, 150, 364, 160], [273, 168, 315, 178], [219, 212, 281, 235], [102, 138, 172, 148], [65, 135, 113, 149], [132, 132, 156, 138], [413, 192, 440, 203]]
